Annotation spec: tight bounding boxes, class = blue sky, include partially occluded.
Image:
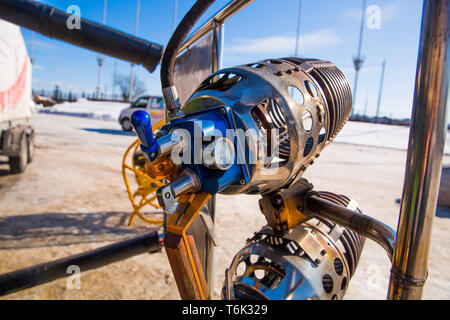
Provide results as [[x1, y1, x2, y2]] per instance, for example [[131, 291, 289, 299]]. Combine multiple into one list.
[[23, 0, 425, 119]]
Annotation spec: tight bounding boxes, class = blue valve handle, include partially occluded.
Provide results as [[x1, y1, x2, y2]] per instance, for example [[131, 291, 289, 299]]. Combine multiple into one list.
[[130, 110, 159, 161]]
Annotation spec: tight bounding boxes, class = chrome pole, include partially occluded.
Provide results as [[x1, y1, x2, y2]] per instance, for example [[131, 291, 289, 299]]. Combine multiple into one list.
[[204, 16, 224, 293], [212, 20, 225, 72], [388, 0, 449, 300], [217, 22, 225, 70]]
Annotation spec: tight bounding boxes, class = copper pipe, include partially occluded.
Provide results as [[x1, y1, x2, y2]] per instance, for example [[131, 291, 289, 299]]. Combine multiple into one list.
[[387, 0, 449, 300]]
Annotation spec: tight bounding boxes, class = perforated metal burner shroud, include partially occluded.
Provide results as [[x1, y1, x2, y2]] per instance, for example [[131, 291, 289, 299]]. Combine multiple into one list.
[[183, 57, 352, 195], [222, 192, 365, 300]]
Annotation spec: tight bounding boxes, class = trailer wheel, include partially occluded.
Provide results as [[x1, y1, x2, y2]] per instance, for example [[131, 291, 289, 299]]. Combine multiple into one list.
[[9, 134, 27, 173], [27, 133, 34, 163], [121, 118, 133, 131]]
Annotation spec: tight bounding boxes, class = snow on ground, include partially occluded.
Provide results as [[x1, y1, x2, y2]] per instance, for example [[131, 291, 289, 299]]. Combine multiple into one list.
[[39, 99, 129, 122], [39, 99, 450, 154], [335, 121, 450, 153]]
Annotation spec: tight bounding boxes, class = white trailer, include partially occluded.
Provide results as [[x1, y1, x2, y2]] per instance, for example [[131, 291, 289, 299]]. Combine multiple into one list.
[[0, 19, 34, 173]]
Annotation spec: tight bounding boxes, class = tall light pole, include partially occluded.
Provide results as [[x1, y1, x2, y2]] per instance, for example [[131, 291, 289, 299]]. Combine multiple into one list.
[[128, 0, 140, 103], [363, 90, 369, 117], [375, 58, 386, 123], [29, 31, 36, 94], [173, 0, 178, 32], [28, 31, 35, 65], [113, 60, 117, 99], [289, 0, 303, 97], [294, 0, 303, 58], [96, 0, 107, 100], [351, 0, 367, 117]]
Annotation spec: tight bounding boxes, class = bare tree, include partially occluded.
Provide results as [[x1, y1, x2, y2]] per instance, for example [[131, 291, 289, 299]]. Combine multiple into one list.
[[114, 73, 146, 101]]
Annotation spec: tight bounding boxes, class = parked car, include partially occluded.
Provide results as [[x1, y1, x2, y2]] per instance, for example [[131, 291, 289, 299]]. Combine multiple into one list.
[[118, 96, 165, 131], [33, 94, 56, 107]]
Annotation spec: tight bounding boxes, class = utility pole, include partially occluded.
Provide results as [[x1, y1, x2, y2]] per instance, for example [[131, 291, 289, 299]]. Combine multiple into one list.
[[29, 31, 35, 65], [351, 0, 367, 117], [173, 0, 178, 31], [294, 0, 303, 57], [375, 59, 386, 123], [363, 90, 369, 117], [29, 31, 36, 94], [113, 61, 117, 99], [128, 0, 140, 103], [96, 0, 107, 100]]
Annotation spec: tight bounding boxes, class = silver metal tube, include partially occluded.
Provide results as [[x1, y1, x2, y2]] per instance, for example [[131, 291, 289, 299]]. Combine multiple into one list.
[[388, 0, 449, 300], [305, 195, 396, 261], [178, 0, 253, 53], [207, 15, 224, 293], [156, 170, 201, 211], [171, 171, 201, 197], [212, 20, 225, 72], [217, 22, 224, 70], [157, 131, 183, 157]]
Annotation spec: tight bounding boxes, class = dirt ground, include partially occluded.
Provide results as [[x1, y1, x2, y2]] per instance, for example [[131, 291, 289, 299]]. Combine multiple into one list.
[[0, 113, 449, 300]]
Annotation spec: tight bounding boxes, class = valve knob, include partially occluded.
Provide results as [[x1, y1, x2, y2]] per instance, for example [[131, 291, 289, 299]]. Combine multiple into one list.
[[130, 110, 159, 161]]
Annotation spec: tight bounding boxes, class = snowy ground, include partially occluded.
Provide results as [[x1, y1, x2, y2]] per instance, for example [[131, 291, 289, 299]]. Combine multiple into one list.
[[0, 106, 449, 300], [335, 121, 450, 152], [39, 99, 130, 122], [40, 100, 450, 152]]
